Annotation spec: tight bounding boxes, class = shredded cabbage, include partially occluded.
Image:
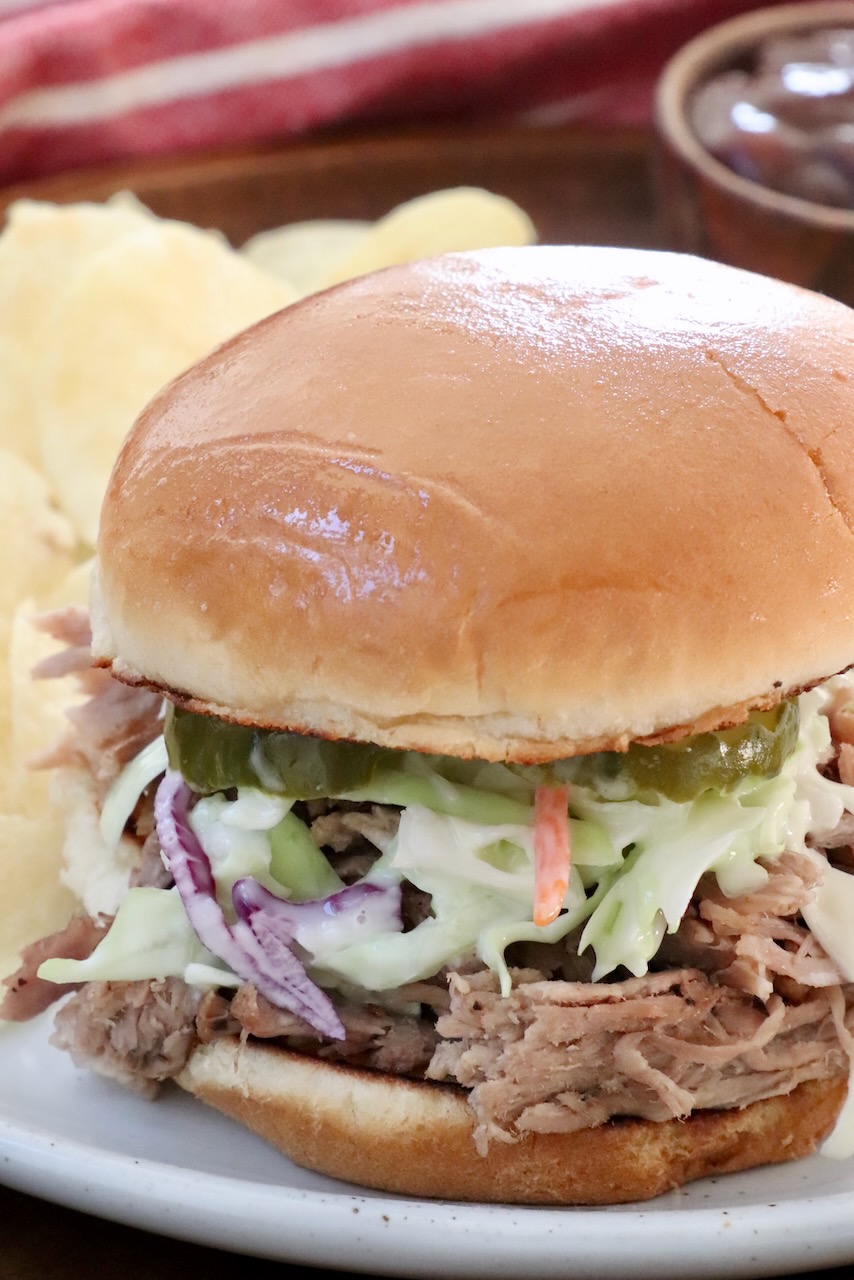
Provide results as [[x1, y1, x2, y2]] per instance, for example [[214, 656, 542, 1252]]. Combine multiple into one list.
[[340, 767, 531, 824], [99, 736, 168, 850], [269, 811, 344, 900], [188, 790, 292, 906], [39, 886, 226, 985]]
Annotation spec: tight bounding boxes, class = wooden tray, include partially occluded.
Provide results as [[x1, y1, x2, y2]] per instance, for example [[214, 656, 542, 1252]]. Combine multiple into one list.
[[0, 123, 663, 249]]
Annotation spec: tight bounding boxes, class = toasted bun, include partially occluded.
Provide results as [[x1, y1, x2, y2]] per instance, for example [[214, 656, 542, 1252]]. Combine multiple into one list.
[[93, 246, 854, 761], [177, 1038, 846, 1204]]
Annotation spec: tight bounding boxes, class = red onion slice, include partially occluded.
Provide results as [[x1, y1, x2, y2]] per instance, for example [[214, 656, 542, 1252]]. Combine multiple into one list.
[[154, 770, 237, 963], [232, 914, 343, 1035], [231, 876, 402, 953], [154, 770, 345, 1039]]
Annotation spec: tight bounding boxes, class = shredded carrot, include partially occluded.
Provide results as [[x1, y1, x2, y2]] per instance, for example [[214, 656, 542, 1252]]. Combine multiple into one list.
[[533, 783, 571, 927]]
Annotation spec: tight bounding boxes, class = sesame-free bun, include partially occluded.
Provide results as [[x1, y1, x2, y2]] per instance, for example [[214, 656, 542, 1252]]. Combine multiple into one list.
[[178, 1038, 846, 1204], [93, 246, 854, 761]]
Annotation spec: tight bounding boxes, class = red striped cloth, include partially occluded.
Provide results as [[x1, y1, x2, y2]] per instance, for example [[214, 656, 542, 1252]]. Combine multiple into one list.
[[0, 0, 828, 186]]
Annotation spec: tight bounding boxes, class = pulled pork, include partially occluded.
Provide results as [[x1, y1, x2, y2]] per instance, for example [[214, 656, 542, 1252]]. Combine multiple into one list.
[[8, 605, 854, 1147], [0, 913, 110, 1022], [52, 977, 201, 1097], [428, 967, 848, 1153], [32, 608, 163, 800]]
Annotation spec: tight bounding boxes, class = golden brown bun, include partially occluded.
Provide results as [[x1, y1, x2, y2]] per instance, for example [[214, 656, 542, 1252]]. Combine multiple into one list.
[[94, 247, 854, 761], [177, 1038, 846, 1205]]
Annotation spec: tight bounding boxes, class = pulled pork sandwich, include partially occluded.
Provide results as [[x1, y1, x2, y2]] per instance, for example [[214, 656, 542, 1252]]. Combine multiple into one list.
[[9, 245, 854, 1205]]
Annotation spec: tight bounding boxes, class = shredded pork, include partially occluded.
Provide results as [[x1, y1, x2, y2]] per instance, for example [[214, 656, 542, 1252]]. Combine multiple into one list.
[[51, 978, 201, 1097], [0, 913, 110, 1021], [426, 967, 849, 1152], [32, 609, 163, 797], [229, 982, 441, 1074]]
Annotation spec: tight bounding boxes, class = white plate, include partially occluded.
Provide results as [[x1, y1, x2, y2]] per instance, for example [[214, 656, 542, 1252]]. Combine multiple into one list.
[[2, 1011, 854, 1278]]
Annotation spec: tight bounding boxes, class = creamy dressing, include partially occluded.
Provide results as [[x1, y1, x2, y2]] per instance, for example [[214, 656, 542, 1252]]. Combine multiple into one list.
[[803, 866, 854, 983], [822, 1064, 854, 1159], [99, 735, 168, 850], [800, 866, 854, 1159]]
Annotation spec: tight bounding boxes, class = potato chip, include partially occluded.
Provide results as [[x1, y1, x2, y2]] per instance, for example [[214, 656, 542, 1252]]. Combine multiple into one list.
[[0, 602, 81, 981], [320, 186, 537, 288], [8, 600, 83, 766], [0, 448, 76, 838], [0, 334, 40, 467], [45, 555, 94, 610], [0, 571, 95, 979], [0, 568, 99, 976], [0, 450, 76, 650], [51, 764, 138, 918], [0, 808, 77, 983], [0, 196, 157, 480], [0, 194, 155, 361], [37, 219, 296, 545], [0, 680, 11, 799], [241, 219, 371, 296]]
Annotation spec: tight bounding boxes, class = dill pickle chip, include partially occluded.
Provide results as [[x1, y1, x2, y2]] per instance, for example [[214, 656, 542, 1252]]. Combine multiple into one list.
[[535, 701, 804, 798], [622, 701, 800, 801], [164, 706, 387, 798], [544, 701, 800, 802]]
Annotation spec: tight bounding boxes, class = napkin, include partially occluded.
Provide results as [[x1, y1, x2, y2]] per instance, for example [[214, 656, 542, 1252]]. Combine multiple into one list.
[[0, 0, 828, 186]]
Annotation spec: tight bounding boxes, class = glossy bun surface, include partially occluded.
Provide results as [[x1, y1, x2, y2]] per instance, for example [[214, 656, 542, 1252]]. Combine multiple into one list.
[[94, 246, 854, 759]]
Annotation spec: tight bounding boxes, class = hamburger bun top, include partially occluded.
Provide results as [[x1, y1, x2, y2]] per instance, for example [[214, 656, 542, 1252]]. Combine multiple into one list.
[[92, 246, 854, 762]]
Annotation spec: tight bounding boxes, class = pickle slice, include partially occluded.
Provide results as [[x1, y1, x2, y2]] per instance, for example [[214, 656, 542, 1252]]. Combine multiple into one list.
[[550, 701, 800, 802], [624, 701, 800, 800], [164, 706, 388, 798]]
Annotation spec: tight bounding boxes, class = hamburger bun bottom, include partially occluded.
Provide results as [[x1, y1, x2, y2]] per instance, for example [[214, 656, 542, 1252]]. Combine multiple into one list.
[[177, 1039, 847, 1205]]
